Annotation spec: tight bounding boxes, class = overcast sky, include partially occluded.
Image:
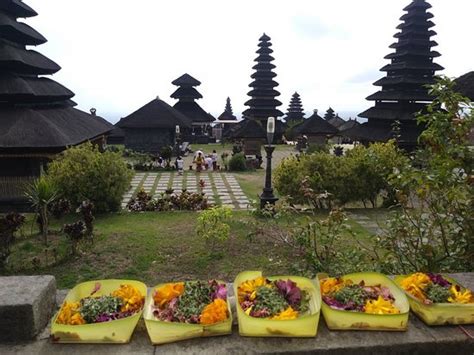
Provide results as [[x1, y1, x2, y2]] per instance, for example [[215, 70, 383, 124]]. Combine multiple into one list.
[[26, 0, 473, 123]]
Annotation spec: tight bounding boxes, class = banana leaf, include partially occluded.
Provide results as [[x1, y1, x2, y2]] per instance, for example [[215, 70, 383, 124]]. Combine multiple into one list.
[[51, 279, 147, 343], [234, 271, 321, 337], [394, 274, 474, 326], [321, 272, 409, 331], [144, 281, 232, 345]]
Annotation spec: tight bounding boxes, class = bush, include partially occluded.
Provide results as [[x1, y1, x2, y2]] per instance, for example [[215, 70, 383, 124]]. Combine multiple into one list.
[[127, 189, 211, 212], [0, 212, 25, 268], [274, 142, 407, 207], [228, 153, 247, 171], [48, 142, 133, 213], [196, 206, 232, 255], [63, 221, 86, 256]]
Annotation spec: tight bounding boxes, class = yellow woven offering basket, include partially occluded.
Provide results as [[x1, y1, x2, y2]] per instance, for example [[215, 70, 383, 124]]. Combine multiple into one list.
[[51, 279, 147, 343], [234, 271, 321, 337], [394, 274, 474, 326], [321, 272, 409, 331], [144, 281, 232, 345]]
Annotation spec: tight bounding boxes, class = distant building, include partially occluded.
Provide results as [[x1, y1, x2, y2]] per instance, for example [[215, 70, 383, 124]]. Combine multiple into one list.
[[213, 97, 238, 141], [346, 0, 443, 150], [0, 0, 112, 209], [116, 98, 191, 154], [294, 110, 338, 146], [171, 74, 215, 143]]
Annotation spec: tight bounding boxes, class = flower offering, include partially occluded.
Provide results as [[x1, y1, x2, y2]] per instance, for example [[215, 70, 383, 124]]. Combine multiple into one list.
[[151, 280, 229, 325], [237, 276, 310, 320], [319, 272, 409, 331], [395, 273, 474, 325], [144, 280, 232, 344], [233, 271, 321, 337], [51, 280, 147, 343], [320, 277, 400, 315]]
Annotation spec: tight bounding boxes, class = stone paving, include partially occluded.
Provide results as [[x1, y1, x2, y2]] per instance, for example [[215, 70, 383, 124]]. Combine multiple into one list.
[[121, 172, 251, 210]]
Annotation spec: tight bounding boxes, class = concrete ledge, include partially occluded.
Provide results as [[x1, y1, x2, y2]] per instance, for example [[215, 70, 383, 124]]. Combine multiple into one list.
[[0, 274, 473, 354], [0, 275, 56, 342]]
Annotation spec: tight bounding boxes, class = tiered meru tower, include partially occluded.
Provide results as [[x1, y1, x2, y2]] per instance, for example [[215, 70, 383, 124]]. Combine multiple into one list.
[[242, 33, 283, 123], [355, 0, 443, 149], [171, 73, 215, 142], [284, 92, 305, 124], [0, 0, 112, 206]]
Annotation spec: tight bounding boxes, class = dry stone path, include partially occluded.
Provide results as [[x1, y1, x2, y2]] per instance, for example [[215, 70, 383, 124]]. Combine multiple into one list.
[[121, 172, 250, 210]]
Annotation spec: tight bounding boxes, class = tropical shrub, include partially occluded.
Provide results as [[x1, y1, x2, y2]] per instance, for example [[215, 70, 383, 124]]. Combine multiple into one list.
[[77, 200, 94, 241], [25, 175, 58, 245], [63, 221, 86, 256], [374, 77, 474, 274], [229, 153, 247, 171], [48, 142, 133, 213], [0, 212, 25, 268], [196, 206, 232, 254], [127, 189, 210, 212], [50, 198, 71, 219]]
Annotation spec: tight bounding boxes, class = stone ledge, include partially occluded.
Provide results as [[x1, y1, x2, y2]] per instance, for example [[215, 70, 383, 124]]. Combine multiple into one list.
[[0, 274, 472, 354]]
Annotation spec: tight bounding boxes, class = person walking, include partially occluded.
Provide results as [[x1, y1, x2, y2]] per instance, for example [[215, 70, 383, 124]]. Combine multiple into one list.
[[211, 150, 218, 171], [176, 156, 184, 175]]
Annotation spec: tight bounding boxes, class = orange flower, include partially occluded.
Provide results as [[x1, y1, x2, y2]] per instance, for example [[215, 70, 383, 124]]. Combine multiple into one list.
[[111, 284, 145, 313], [200, 299, 229, 325], [364, 296, 400, 315], [56, 301, 86, 325], [448, 285, 474, 304], [400, 273, 430, 302], [320, 277, 346, 295], [271, 306, 298, 320], [154, 282, 185, 308]]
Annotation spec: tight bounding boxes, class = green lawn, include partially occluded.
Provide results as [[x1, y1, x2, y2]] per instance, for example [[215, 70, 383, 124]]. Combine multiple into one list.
[[2, 210, 375, 289]]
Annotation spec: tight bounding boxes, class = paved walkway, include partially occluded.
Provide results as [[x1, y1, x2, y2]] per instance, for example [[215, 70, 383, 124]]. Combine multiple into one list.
[[121, 172, 251, 210]]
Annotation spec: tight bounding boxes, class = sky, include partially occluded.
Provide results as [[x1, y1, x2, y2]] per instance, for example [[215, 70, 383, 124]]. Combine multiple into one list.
[[25, 0, 474, 124]]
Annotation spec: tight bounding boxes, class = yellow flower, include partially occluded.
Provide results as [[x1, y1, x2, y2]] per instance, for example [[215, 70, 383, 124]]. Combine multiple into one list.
[[400, 273, 431, 302], [320, 277, 346, 295], [111, 284, 145, 313], [56, 301, 86, 325], [238, 276, 269, 302], [270, 306, 298, 320], [364, 296, 400, 315], [200, 299, 229, 325], [153, 282, 185, 308], [448, 285, 474, 304]]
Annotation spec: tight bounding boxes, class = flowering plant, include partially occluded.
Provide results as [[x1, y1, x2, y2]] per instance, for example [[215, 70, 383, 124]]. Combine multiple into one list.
[[56, 283, 144, 325], [152, 280, 229, 325], [399, 273, 474, 305], [320, 277, 400, 315], [237, 276, 310, 320]]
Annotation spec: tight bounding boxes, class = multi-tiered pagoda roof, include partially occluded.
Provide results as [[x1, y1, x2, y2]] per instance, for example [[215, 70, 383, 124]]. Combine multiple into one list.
[[171, 73, 215, 123], [348, 0, 442, 148], [294, 110, 338, 136], [217, 97, 237, 121], [0, 0, 112, 155], [284, 92, 305, 123], [242, 33, 283, 121]]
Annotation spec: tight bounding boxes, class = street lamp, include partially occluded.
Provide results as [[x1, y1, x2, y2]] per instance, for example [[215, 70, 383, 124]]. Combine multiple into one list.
[[260, 117, 278, 209], [175, 125, 181, 157]]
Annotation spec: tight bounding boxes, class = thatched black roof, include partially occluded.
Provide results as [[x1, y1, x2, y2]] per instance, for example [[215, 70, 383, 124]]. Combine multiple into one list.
[[0, 42, 61, 74], [172, 73, 201, 87], [242, 33, 283, 121], [0, 0, 113, 153], [0, 0, 37, 18], [173, 101, 215, 123], [328, 115, 346, 129], [231, 119, 266, 139], [0, 12, 46, 45], [217, 97, 237, 121], [353, 0, 441, 148], [343, 120, 423, 145], [454, 71, 474, 100], [0, 107, 112, 151], [294, 111, 338, 136], [170, 87, 202, 100], [284, 92, 305, 123], [338, 119, 360, 132], [117, 98, 192, 129]]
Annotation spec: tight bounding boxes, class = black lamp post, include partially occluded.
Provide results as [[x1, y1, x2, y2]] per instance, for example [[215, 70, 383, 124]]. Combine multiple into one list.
[[260, 117, 279, 209]]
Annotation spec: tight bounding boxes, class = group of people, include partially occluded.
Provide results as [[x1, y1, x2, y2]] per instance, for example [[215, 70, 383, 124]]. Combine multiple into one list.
[[193, 150, 218, 173]]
